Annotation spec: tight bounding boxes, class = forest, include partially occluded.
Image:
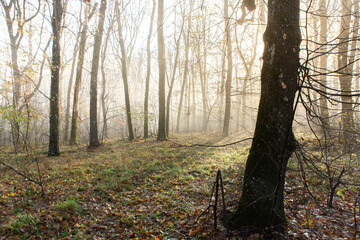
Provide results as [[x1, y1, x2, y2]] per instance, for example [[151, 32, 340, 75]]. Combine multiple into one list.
[[0, 0, 359, 239]]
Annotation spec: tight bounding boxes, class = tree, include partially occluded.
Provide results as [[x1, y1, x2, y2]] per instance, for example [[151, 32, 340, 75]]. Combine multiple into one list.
[[166, 12, 184, 137], [48, 0, 63, 156], [157, 0, 166, 141], [144, 0, 156, 139], [234, 2, 262, 132], [100, 17, 115, 140], [0, 0, 40, 150], [338, 0, 356, 146], [69, 2, 96, 145], [229, 0, 301, 233], [115, 0, 135, 141], [64, 22, 81, 142], [222, 0, 232, 137], [175, 1, 192, 133], [89, 0, 107, 148], [318, 0, 329, 128]]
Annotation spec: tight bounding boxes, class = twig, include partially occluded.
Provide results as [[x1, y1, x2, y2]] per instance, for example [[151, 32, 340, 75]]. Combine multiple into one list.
[[354, 191, 360, 239], [0, 158, 42, 186], [169, 137, 253, 148]]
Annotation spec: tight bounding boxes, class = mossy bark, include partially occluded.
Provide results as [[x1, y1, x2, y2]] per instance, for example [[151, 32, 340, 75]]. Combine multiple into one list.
[[229, 0, 301, 232]]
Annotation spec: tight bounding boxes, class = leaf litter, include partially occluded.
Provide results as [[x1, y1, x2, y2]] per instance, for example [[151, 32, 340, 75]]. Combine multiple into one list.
[[0, 135, 359, 239]]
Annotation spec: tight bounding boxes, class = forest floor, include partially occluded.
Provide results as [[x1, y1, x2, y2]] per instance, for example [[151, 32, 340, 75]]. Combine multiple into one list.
[[0, 134, 359, 239]]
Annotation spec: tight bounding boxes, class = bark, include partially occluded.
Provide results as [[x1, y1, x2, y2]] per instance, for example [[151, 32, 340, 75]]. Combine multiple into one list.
[[100, 18, 115, 140], [157, 0, 166, 141], [222, 0, 232, 137], [187, 60, 195, 132], [202, 21, 208, 133], [64, 26, 81, 142], [115, 0, 134, 141], [186, 69, 191, 132], [229, 0, 301, 231], [219, 47, 226, 129], [338, 0, 355, 145], [89, 0, 107, 148], [144, 0, 156, 139], [175, 9, 191, 132], [318, 0, 329, 128], [48, 0, 63, 156], [166, 20, 184, 136], [235, 66, 240, 132], [195, 18, 208, 133], [191, 69, 196, 131], [69, 3, 96, 145]]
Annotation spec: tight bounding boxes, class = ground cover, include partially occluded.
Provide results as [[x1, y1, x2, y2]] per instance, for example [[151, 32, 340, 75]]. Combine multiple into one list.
[[0, 134, 359, 239]]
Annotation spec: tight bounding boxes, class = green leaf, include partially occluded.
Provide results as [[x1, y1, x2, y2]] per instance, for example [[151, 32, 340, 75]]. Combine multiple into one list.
[[336, 190, 345, 200]]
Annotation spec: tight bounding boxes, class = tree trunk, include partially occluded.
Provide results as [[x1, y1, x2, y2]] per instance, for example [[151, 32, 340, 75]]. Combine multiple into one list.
[[144, 0, 156, 139], [338, 0, 355, 146], [318, 0, 329, 129], [48, 0, 63, 156], [1, 1, 22, 150], [69, 3, 92, 145], [157, 0, 167, 141], [219, 48, 226, 130], [176, 59, 187, 132], [175, 11, 191, 132], [229, 0, 301, 232], [191, 71, 196, 131], [89, 0, 106, 148], [235, 14, 260, 132], [166, 20, 184, 137], [100, 19, 114, 140], [115, 1, 134, 141], [196, 20, 208, 133], [64, 23, 81, 142], [222, 0, 232, 137]]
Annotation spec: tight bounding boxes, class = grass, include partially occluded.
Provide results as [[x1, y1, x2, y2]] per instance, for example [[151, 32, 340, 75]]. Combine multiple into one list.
[[7, 213, 40, 235], [54, 198, 82, 213]]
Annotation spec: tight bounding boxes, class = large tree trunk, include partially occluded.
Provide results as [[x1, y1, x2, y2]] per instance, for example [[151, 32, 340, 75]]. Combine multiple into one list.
[[89, 0, 106, 148], [115, 1, 134, 141], [48, 0, 63, 156], [157, 0, 167, 141], [144, 0, 156, 139], [229, 0, 301, 232], [222, 0, 232, 137]]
